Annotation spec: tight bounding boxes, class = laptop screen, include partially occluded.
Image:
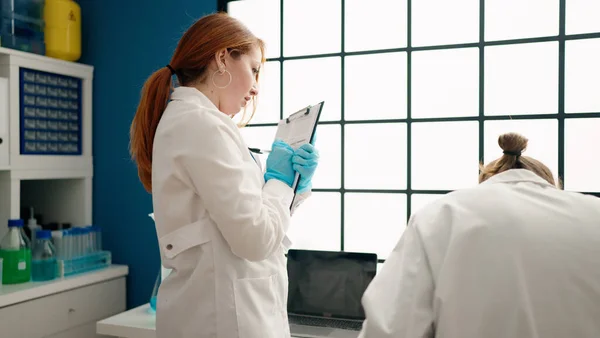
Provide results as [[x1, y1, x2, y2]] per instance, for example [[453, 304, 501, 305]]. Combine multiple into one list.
[[287, 249, 377, 320]]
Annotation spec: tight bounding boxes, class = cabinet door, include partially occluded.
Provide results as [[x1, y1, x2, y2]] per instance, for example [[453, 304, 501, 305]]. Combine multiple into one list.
[[63, 277, 126, 330], [0, 277, 126, 338]]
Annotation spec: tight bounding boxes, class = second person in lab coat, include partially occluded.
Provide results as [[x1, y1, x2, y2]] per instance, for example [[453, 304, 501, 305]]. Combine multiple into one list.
[[129, 12, 319, 338], [358, 132, 600, 338]]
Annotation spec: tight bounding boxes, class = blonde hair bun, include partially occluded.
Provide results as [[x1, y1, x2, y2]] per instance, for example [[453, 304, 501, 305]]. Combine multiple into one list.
[[498, 132, 528, 155]]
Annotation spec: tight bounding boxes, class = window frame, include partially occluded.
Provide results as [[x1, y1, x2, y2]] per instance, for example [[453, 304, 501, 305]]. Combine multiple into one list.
[[221, 0, 600, 262]]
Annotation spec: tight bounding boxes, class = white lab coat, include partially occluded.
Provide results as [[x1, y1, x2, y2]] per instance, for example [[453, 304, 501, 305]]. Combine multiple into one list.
[[359, 169, 600, 338], [151, 86, 308, 338]]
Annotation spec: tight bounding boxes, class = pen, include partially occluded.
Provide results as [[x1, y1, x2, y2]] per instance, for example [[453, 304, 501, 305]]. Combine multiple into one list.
[[248, 147, 271, 154]]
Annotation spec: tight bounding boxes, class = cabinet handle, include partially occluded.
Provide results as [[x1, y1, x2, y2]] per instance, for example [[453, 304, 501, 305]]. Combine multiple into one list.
[[0, 137, 3, 144], [68, 308, 76, 313]]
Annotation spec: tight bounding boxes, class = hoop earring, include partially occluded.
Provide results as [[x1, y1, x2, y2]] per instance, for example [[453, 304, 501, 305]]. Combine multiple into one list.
[[211, 69, 232, 89]]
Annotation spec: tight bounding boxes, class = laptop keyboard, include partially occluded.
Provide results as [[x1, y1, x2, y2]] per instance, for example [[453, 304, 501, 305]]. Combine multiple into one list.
[[289, 314, 363, 331]]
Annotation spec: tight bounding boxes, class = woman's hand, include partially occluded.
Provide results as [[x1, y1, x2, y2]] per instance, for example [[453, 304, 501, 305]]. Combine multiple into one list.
[[292, 143, 319, 193], [264, 139, 296, 187]]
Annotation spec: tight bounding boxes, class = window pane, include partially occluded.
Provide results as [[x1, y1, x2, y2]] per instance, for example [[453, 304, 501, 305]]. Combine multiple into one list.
[[345, 52, 407, 121], [283, 0, 341, 57], [283, 57, 341, 121], [412, 0, 478, 46], [411, 194, 446, 216], [565, 39, 600, 114], [345, 123, 407, 190], [240, 125, 278, 149], [288, 192, 341, 251], [484, 119, 559, 181], [252, 61, 281, 124], [485, 0, 559, 41], [412, 121, 479, 190], [485, 42, 558, 116], [228, 0, 281, 59], [344, 193, 407, 259], [566, 0, 600, 35], [565, 118, 600, 192], [312, 124, 341, 189], [412, 48, 479, 118], [240, 125, 278, 168], [345, 0, 407, 52]]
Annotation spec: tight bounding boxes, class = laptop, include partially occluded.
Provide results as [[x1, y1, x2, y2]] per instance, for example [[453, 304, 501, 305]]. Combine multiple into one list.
[[286, 249, 378, 338]]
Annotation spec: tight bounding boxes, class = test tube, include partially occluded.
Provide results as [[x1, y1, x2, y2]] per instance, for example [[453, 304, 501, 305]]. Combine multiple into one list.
[[63, 229, 71, 260], [77, 228, 83, 256], [73, 228, 80, 257], [89, 226, 96, 252], [81, 227, 87, 254], [84, 226, 91, 254]]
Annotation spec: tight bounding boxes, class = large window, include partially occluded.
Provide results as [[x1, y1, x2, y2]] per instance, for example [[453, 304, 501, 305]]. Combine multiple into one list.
[[223, 0, 600, 261]]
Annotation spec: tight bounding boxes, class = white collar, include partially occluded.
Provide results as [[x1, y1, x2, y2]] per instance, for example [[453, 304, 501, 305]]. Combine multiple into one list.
[[482, 169, 556, 188], [169, 86, 219, 112]]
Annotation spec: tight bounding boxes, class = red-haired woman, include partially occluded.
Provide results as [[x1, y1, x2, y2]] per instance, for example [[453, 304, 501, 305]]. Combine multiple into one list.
[[130, 12, 319, 338]]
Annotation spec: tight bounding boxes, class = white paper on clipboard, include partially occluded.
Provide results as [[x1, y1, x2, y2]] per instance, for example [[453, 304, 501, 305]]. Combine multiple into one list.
[[274, 101, 324, 206]]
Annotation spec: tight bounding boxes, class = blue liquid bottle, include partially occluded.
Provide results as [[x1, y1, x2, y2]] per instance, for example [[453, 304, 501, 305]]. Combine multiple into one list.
[[149, 266, 172, 312], [149, 270, 161, 312], [31, 230, 57, 281]]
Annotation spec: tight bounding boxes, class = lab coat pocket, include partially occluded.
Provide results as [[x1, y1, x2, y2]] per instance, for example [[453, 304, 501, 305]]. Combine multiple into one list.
[[234, 274, 284, 338], [159, 220, 212, 260]]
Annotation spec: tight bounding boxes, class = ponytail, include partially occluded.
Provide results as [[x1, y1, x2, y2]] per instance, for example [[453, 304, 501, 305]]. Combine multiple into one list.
[[130, 12, 266, 192], [130, 67, 173, 192], [479, 132, 558, 187]]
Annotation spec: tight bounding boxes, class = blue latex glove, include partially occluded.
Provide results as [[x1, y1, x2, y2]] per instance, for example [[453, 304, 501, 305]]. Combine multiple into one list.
[[292, 143, 319, 194], [264, 139, 295, 187]]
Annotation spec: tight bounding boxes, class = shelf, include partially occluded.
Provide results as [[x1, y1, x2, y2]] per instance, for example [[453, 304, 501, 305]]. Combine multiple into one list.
[[0, 264, 128, 308], [0, 47, 93, 73], [11, 168, 93, 180]]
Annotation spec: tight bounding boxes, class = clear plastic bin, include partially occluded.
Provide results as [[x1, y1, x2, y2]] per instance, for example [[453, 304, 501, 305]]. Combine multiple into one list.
[[0, 0, 45, 54]]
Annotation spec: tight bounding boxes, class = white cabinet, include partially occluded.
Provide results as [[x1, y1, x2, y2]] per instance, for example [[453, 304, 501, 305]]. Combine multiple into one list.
[[0, 47, 93, 240], [0, 77, 8, 169], [0, 45, 124, 338], [0, 47, 93, 172], [0, 267, 128, 338]]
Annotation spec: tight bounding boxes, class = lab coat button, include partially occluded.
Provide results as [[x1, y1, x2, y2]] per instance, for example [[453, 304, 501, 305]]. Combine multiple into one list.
[[166, 244, 173, 250]]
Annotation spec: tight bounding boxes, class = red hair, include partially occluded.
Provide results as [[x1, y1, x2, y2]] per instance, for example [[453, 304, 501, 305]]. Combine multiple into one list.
[[130, 12, 265, 192]]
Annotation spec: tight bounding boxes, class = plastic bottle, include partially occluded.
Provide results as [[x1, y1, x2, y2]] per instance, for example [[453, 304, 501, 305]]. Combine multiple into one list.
[[51, 229, 63, 259], [31, 230, 57, 281], [27, 207, 41, 243], [43, 0, 81, 61], [0, 219, 32, 284]]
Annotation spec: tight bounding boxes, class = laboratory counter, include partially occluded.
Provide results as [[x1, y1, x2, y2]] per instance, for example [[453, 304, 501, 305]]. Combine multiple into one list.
[[97, 304, 357, 338], [0, 265, 128, 307], [1, 265, 129, 338]]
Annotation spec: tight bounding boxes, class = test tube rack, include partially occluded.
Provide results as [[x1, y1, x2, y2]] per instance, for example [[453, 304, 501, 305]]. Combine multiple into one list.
[[57, 250, 112, 277]]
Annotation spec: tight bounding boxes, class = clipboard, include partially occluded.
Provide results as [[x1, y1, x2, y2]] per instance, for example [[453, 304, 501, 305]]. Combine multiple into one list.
[[274, 101, 324, 209]]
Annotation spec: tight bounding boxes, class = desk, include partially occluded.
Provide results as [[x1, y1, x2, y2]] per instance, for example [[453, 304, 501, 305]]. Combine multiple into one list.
[[96, 304, 156, 338], [96, 304, 354, 338]]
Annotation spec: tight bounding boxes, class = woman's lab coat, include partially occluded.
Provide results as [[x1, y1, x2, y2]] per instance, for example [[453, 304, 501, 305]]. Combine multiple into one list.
[[151, 86, 308, 338], [358, 169, 600, 338]]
